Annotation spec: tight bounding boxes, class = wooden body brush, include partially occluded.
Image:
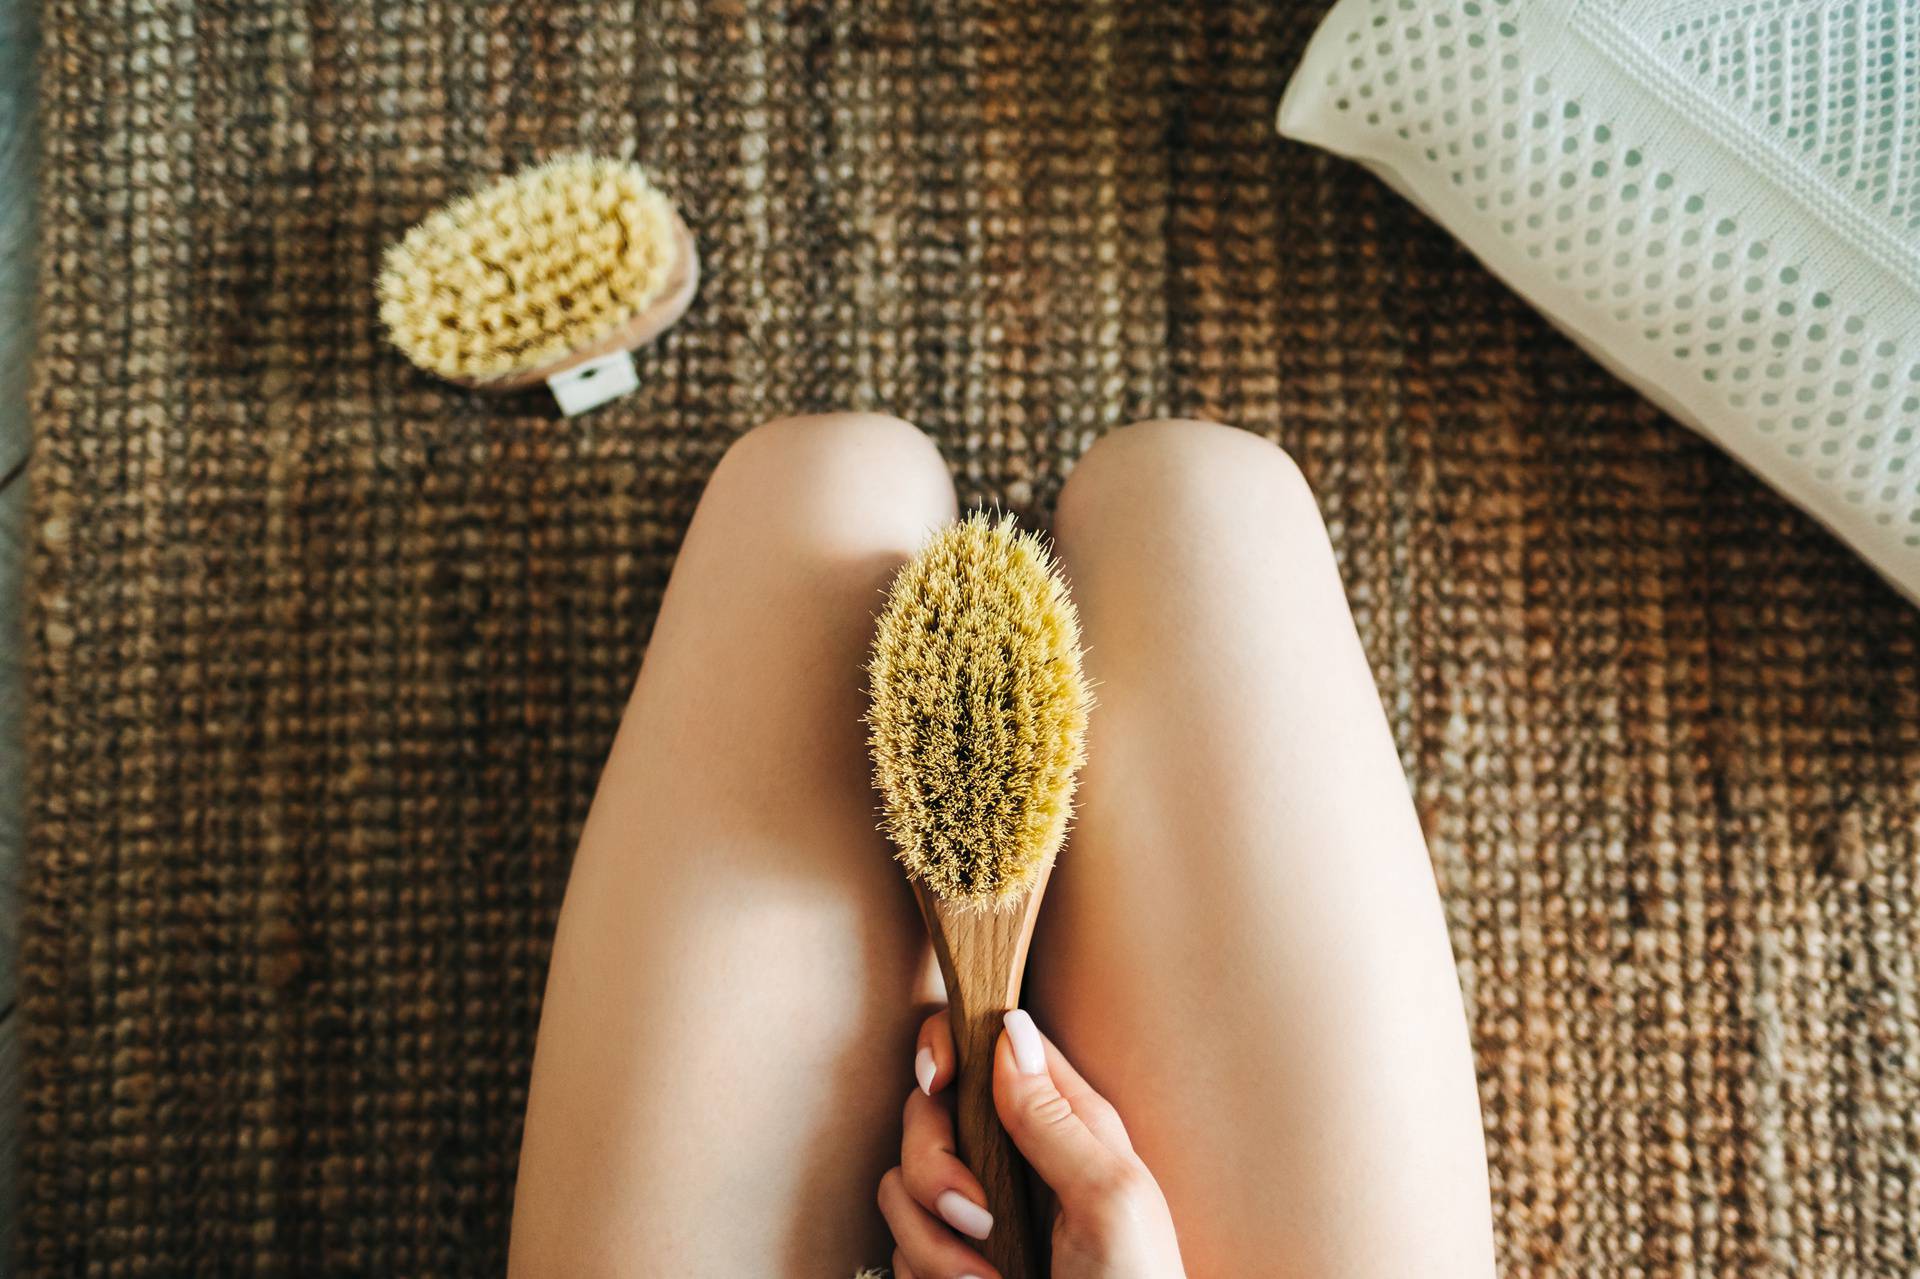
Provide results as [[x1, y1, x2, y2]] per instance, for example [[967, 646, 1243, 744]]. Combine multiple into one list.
[[868, 513, 1092, 1279], [377, 155, 698, 416]]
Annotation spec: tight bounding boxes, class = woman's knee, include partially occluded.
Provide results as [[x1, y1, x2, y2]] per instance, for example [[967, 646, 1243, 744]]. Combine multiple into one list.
[[1056, 418, 1319, 545], [703, 411, 957, 544]]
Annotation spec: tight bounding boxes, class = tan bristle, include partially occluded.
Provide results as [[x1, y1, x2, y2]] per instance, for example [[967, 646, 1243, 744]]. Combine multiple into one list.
[[866, 513, 1092, 909], [376, 155, 680, 382]]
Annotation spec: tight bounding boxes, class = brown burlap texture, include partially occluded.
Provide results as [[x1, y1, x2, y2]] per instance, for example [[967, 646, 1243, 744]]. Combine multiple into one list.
[[24, 1, 1920, 1274]]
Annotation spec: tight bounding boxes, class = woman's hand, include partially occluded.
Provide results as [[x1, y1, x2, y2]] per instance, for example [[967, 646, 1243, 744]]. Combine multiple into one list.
[[878, 1008, 1186, 1279]]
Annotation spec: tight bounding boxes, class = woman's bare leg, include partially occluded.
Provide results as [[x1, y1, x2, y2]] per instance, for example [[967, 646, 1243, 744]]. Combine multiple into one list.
[[509, 413, 953, 1278], [1031, 420, 1495, 1278]]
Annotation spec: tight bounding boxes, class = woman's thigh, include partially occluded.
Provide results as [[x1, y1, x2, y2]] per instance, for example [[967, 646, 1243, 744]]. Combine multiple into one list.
[[509, 413, 954, 1278], [1032, 420, 1495, 1278]]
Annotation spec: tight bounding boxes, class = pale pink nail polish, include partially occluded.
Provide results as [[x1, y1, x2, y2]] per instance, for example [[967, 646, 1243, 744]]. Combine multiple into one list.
[[1004, 1009, 1046, 1076], [936, 1189, 994, 1240], [914, 1046, 936, 1096]]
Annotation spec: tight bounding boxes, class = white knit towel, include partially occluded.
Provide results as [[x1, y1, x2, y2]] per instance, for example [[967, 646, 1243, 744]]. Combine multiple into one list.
[[1281, 0, 1920, 605]]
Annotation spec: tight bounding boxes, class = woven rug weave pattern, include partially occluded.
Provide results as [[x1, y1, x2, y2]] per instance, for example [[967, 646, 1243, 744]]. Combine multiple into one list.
[[26, 1, 1920, 1273]]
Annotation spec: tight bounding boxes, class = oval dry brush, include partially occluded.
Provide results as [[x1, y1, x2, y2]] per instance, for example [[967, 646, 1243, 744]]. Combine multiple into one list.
[[867, 512, 1092, 1279], [377, 154, 698, 416]]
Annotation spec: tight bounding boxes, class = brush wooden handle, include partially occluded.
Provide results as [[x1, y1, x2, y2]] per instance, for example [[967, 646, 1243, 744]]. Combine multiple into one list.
[[913, 871, 1053, 1279]]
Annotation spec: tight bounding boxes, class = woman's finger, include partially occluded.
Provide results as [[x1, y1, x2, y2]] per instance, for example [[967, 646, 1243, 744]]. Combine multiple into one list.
[[900, 1087, 994, 1241], [1022, 1020, 1135, 1157], [891, 1248, 917, 1279], [915, 1008, 954, 1096], [993, 1010, 1132, 1207], [877, 1165, 1000, 1279]]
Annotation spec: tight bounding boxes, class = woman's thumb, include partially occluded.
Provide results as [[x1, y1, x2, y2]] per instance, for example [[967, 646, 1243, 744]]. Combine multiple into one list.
[[993, 1010, 1128, 1203]]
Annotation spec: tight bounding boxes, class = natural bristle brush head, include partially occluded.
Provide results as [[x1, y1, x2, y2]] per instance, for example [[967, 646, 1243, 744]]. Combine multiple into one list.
[[377, 155, 698, 404], [867, 512, 1092, 910]]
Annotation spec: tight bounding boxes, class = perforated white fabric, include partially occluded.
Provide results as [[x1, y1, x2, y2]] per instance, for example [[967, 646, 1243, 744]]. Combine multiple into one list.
[[1281, 0, 1920, 604]]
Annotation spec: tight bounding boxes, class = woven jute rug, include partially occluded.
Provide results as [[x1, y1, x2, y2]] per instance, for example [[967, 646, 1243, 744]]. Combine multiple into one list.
[[25, 1, 1920, 1273]]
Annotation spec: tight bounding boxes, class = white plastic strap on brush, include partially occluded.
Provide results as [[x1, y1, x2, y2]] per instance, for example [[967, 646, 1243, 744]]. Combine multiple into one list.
[[547, 350, 640, 416]]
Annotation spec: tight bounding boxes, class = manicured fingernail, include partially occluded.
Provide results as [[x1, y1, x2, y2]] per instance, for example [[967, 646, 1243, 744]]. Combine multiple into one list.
[[914, 1046, 936, 1096], [1004, 1009, 1046, 1076], [936, 1189, 994, 1240]]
